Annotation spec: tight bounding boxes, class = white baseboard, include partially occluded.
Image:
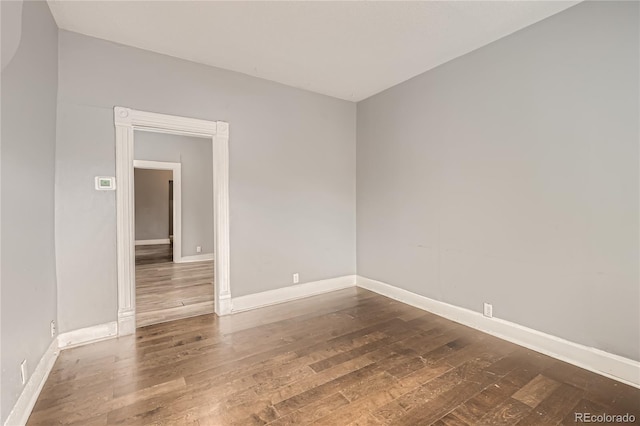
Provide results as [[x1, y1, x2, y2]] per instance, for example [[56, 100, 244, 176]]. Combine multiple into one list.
[[174, 253, 214, 263], [5, 322, 120, 425], [57, 321, 118, 349], [215, 293, 233, 316], [4, 339, 59, 426], [135, 239, 170, 246], [232, 275, 356, 313], [117, 311, 136, 336], [356, 276, 640, 389]]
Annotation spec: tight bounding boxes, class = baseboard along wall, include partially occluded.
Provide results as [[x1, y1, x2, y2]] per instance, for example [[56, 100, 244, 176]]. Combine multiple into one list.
[[135, 239, 170, 246], [174, 253, 214, 263], [57, 321, 118, 349], [3, 339, 59, 426], [231, 275, 357, 312], [356, 275, 640, 389]]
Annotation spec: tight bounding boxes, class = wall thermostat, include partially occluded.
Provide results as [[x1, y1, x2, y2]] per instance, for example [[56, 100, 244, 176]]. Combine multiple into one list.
[[95, 176, 116, 190]]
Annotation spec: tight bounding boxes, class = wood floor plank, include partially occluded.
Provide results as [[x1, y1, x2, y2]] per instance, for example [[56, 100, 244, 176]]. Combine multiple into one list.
[[27, 288, 640, 425], [269, 392, 350, 425], [447, 366, 536, 425], [515, 383, 584, 426], [347, 413, 385, 426], [511, 374, 561, 408], [433, 412, 469, 426], [478, 398, 532, 425]]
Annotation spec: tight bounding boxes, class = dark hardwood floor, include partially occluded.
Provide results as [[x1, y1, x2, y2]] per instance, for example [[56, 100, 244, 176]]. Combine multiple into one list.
[[28, 288, 639, 425]]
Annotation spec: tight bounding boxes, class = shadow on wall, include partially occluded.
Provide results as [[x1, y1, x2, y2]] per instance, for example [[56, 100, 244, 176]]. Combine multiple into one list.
[[1, 1, 23, 70]]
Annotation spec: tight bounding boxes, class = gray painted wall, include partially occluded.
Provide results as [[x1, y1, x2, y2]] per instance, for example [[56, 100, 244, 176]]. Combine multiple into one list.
[[1, 0, 22, 71], [0, 1, 58, 422], [356, 1, 639, 361], [134, 168, 173, 242], [135, 132, 214, 256], [55, 30, 356, 332]]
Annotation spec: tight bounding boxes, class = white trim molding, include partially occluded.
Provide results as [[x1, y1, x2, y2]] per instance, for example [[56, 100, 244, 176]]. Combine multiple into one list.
[[5, 322, 120, 425], [356, 276, 640, 389], [114, 107, 232, 335], [57, 321, 118, 349], [175, 253, 214, 263], [232, 275, 356, 313], [212, 121, 231, 315], [3, 339, 59, 426], [133, 159, 182, 262], [135, 239, 171, 246], [115, 107, 217, 136]]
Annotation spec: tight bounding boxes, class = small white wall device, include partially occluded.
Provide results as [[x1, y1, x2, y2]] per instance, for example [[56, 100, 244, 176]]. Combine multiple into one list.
[[95, 176, 116, 190]]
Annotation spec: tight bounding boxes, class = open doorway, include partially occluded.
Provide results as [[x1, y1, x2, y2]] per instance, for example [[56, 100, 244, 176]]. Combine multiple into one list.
[[114, 107, 231, 336], [133, 134, 215, 328], [134, 166, 175, 264]]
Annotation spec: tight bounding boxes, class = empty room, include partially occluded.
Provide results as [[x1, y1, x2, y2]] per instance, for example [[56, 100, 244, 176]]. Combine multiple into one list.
[[1, 1, 638, 425]]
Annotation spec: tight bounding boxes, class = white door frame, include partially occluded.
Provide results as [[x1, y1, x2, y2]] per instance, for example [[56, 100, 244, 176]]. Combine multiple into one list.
[[114, 106, 231, 335], [133, 160, 183, 263]]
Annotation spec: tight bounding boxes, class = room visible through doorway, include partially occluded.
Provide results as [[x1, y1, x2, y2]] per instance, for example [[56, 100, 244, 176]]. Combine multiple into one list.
[[133, 141, 215, 328]]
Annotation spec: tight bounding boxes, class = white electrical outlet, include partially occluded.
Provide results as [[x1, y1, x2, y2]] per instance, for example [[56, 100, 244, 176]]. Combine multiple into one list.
[[293, 273, 299, 284], [483, 303, 493, 318], [196, 246, 202, 253], [20, 360, 27, 385], [50, 320, 56, 337]]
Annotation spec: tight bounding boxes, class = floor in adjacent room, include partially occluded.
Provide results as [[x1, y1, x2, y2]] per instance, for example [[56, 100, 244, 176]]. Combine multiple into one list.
[[135, 243, 214, 328], [28, 287, 639, 425]]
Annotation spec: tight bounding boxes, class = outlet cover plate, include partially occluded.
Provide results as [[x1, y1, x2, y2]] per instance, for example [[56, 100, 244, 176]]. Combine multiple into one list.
[[483, 303, 493, 318]]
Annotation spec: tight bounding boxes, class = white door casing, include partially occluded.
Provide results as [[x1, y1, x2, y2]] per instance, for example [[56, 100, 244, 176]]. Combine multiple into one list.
[[114, 107, 231, 335]]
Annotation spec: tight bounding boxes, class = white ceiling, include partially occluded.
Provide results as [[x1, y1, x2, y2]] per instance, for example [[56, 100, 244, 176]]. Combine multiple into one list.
[[47, 1, 579, 102]]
